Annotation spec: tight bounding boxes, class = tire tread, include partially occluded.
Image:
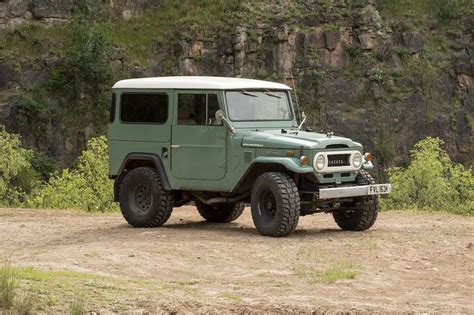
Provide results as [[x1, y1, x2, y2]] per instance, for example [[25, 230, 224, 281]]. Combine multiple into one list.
[[251, 172, 300, 237], [333, 170, 378, 231], [119, 167, 174, 228]]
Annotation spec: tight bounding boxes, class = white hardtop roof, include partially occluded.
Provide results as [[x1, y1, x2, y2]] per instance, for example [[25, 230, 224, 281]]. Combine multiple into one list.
[[113, 76, 292, 90]]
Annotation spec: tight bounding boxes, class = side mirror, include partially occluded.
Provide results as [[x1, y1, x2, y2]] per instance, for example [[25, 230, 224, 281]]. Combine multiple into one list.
[[214, 110, 235, 134], [215, 110, 225, 125], [298, 111, 307, 131]]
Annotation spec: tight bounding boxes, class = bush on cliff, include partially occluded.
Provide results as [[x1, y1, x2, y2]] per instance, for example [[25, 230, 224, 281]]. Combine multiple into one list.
[[382, 137, 473, 215], [28, 136, 117, 212]]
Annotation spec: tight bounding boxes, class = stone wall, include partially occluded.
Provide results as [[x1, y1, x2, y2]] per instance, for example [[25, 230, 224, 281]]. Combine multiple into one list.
[[0, 0, 161, 29]]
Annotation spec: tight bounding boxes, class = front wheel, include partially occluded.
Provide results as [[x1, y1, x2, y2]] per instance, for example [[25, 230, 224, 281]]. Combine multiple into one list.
[[251, 172, 300, 237], [332, 170, 379, 231]]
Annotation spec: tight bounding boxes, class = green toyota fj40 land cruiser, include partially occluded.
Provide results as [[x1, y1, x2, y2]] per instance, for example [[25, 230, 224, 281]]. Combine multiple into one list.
[[108, 76, 391, 237]]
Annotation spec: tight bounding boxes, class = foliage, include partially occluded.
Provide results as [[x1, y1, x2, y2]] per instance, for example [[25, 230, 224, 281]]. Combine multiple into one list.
[[377, 0, 472, 25], [48, 17, 111, 102], [297, 262, 359, 284], [28, 136, 117, 212], [383, 137, 474, 215], [103, 0, 243, 63], [69, 292, 86, 315], [0, 261, 16, 310], [12, 95, 52, 145], [0, 126, 38, 207]]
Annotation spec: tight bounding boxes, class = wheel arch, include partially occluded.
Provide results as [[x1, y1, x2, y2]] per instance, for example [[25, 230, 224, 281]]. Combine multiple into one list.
[[231, 162, 296, 195], [114, 153, 171, 201]]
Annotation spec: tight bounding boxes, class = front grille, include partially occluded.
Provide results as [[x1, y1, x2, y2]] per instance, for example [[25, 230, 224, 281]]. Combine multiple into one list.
[[325, 144, 348, 149], [327, 154, 350, 167]]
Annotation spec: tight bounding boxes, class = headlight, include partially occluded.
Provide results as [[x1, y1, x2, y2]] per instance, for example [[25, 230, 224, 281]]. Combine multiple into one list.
[[315, 154, 326, 171], [353, 152, 363, 168]]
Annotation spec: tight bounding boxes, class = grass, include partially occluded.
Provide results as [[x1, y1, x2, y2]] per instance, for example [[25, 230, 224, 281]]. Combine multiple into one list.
[[297, 262, 359, 284], [319, 263, 359, 283], [0, 263, 214, 313], [218, 292, 243, 302], [173, 279, 200, 286], [0, 265, 152, 313], [376, 0, 473, 32], [69, 292, 86, 315], [1, 261, 36, 314], [0, 24, 68, 58], [0, 261, 16, 310], [102, 0, 243, 64]]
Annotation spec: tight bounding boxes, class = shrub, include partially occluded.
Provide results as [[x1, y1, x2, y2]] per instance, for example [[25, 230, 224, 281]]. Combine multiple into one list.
[[382, 137, 473, 215], [28, 136, 117, 212], [0, 125, 37, 207]]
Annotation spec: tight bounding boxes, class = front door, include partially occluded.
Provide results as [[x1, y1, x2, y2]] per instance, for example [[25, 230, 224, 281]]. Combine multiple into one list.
[[171, 91, 227, 180]]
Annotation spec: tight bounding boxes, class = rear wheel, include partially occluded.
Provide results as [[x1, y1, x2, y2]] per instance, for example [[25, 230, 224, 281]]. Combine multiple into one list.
[[332, 170, 378, 231], [119, 167, 174, 227], [196, 201, 245, 223], [251, 172, 300, 237]]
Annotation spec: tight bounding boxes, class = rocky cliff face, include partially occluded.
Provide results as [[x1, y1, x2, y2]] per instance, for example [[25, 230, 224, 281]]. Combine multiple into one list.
[[0, 0, 161, 28], [0, 0, 472, 177]]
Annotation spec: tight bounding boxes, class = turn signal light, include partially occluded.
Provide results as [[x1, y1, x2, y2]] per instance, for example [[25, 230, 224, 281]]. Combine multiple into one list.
[[364, 152, 372, 161], [300, 156, 309, 166]]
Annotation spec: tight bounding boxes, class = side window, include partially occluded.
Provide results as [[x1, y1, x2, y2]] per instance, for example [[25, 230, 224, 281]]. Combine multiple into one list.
[[120, 93, 168, 123], [177, 94, 206, 125], [177, 93, 221, 126], [109, 93, 116, 123]]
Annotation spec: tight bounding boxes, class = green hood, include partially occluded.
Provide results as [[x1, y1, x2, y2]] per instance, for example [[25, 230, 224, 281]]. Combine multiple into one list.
[[241, 129, 362, 150]]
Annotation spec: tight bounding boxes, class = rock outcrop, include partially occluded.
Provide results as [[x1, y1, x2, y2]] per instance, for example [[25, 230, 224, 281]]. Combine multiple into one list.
[[0, 0, 161, 28]]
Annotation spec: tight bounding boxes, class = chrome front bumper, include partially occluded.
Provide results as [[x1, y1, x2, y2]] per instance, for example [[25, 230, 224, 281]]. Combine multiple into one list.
[[319, 184, 392, 200]]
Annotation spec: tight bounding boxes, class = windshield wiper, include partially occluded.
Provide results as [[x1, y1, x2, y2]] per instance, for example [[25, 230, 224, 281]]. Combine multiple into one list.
[[264, 89, 282, 99], [239, 90, 258, 97]]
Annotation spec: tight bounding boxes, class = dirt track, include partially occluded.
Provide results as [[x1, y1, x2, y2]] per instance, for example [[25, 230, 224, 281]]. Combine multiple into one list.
[[1, 207, 473, 314]]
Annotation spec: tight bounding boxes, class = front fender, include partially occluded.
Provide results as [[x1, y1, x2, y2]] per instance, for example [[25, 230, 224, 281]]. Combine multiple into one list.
[[252, 156, 314, 174]]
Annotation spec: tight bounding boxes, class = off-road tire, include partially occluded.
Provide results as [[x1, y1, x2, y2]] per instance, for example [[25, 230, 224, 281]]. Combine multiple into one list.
[[251, 172, 300, 237], [196, 201, 245, 223], [119, 167, 174, 228], [332, 170, 379, 231]]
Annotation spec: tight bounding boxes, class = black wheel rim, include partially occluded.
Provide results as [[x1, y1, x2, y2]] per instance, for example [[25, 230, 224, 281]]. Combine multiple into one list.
[[258, 189, 277, 220], [129, 184, 153, 215]]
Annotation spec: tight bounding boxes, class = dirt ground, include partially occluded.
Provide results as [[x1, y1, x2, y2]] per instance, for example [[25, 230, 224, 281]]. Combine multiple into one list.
[[0, 207, 473, 314]]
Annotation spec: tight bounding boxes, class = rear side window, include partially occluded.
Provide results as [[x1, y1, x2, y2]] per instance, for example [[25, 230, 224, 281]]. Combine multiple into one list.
[[120, 93, 168, 123], [109, 93, 116, 123]]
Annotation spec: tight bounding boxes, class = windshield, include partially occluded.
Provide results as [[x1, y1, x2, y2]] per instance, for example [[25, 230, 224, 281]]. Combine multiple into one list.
[[226, 91, 294, 121]]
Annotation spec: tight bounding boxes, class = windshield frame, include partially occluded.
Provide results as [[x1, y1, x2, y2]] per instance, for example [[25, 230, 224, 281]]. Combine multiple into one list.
[[225, 90, 295, 122]]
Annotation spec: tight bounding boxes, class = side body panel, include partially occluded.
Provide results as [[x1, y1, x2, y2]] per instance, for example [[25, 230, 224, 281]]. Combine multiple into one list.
[[108, 88, 174, 178], [170, 90, 227, 182]]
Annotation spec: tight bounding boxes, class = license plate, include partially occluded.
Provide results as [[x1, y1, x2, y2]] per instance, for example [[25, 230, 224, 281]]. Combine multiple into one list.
[[367, 184, 391, 195]]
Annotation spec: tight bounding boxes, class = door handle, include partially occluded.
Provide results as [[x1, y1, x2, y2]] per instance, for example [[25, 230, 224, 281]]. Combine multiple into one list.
[[171, 144, 181, 149]]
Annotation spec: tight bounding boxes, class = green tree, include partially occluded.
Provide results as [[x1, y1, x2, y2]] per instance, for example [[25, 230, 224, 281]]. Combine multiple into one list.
[[383, 137, 473, 215], [47, 11, 112, 129]]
